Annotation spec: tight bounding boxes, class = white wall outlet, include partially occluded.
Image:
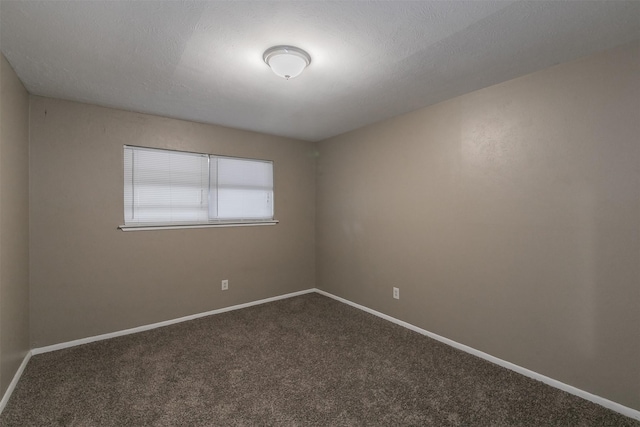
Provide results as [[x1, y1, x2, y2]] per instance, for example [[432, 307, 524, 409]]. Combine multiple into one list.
[[393, 287, 399, 299], [221, 279, 229, 291]]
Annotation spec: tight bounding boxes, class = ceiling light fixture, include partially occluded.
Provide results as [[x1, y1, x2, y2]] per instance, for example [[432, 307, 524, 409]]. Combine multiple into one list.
[[263, 46, 311, 80]]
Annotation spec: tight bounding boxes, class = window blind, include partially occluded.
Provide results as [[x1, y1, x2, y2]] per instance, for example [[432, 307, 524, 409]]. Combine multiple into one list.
[[124, 146, 274, 227], [214, 157, 274, 220]]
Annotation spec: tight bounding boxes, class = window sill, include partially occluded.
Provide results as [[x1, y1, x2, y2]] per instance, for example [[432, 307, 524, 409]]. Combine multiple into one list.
[[118, 220, 279, 232]]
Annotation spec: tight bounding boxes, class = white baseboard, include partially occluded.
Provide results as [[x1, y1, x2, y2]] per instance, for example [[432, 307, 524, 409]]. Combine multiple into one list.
[[8, 287, 639, 421], [314, 288, 640, 422], [32, 288, 314, 355], [1, 289, 313, 416], [0, 289, 315, 414], [0, 351, 32, 414]]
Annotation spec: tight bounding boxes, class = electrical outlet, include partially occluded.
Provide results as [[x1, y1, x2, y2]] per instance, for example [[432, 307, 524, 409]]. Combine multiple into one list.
[[221, 279, 229, 291], [393, 287, 399, 299]]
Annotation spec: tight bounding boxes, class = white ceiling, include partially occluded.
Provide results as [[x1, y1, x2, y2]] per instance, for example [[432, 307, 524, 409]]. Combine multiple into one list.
[[1, 1, 639, 142]]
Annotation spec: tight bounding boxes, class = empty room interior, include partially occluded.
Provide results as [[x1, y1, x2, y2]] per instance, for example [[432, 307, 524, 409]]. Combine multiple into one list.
[[0, 1, 639, 425]]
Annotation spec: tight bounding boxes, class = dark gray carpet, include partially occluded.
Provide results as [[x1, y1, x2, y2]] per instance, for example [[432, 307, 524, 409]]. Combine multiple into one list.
[[1, 293, 638, 426]]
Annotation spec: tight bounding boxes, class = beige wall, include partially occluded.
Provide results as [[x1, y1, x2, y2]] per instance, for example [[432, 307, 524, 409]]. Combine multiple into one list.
[[0, 55, 30, 395], [29, 97, 315, 347], [316, 42, 640, 410]]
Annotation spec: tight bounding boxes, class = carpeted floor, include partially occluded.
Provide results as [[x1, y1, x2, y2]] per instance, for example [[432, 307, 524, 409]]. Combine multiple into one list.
[[1, 293, 638, 426]]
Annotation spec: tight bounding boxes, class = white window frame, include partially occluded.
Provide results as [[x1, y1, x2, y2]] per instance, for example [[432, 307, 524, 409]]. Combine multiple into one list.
[[119, 145, 278, 231]]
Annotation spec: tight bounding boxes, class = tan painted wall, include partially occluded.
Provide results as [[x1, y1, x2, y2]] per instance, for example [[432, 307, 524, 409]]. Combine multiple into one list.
[[29, 97, 315, 348], [316, 42, 640, 410], [0, 55, 30, 395]]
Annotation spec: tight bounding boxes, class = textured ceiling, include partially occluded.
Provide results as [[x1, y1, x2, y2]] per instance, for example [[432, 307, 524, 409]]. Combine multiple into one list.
[[1, 1, 639, 141]]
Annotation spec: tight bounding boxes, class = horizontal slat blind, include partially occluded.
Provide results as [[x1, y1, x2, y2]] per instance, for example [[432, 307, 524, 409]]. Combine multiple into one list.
[[124, 147, 209, 224], [124, 146, 274, 226], [215, 157, 274, 220]]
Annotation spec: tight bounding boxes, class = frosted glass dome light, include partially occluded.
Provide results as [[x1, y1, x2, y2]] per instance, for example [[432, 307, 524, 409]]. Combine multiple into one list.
[[263, 46, 311, 80]]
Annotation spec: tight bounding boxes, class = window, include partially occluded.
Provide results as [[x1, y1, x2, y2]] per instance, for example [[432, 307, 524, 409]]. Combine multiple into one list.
[[121, 146, 275, 230]]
